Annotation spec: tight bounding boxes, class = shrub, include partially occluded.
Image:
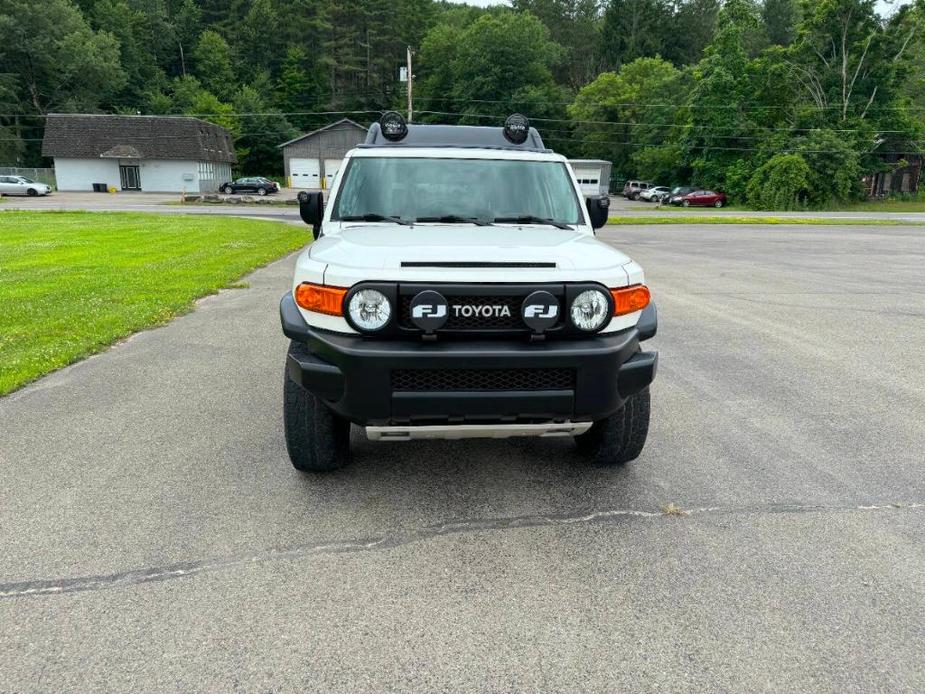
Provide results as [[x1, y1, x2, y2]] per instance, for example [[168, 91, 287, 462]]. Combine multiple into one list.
[[796, 130, 864, 206], [746, 153, 812, 209]]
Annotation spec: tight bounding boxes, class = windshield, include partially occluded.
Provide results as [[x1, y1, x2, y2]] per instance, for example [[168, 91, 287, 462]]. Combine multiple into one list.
[[331, 157, 582, 225], [20, 177, 34, 183]]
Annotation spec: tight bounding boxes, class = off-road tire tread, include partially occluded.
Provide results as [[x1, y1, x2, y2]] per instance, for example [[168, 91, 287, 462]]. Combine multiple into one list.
[[576, 388, 650, 466], [283, 368, 351, 472]]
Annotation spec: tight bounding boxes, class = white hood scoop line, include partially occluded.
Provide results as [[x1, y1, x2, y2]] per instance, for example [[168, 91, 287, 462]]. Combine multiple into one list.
[[400, 261, 557, 269]]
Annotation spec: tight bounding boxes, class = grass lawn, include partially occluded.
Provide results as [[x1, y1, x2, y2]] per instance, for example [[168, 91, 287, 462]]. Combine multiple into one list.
[[0, 211, 307, 395], [844, 199, 925, 213], [607, 215, 925, 226]]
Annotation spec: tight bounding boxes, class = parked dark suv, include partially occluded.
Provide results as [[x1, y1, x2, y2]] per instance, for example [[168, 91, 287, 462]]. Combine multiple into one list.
[[220, 177, 279, 196]]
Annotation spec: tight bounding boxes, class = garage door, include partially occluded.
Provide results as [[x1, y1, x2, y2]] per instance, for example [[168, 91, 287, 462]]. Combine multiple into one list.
[[290, 158, 321, 189], [324, 158, 344, 189], [572, 167, 601, 196]]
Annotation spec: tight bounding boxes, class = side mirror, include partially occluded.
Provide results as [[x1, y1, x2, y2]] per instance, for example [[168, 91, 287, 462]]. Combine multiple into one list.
[[585, 195, 610, 229], [298, 191, 324, 239]]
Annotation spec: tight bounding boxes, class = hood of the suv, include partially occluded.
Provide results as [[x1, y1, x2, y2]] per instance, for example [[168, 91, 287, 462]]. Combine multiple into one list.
[[309, 224, 630, 271]]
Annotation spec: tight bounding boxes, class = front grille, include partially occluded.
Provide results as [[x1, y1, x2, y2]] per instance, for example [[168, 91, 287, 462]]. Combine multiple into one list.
[[391, 368, 575, 392], [399, 294, 526, 330]]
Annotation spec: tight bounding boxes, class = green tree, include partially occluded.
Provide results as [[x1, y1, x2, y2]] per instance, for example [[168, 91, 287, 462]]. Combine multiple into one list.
[[416, 11, 564, 124], [746, 153, 812, 208], [165, 75, 239, 136], [231, 85, 297, 174], [599, 0, 672, 71], [662, 0, 721, 66], [170, 0, 203, 77], [685, 0, 760, 189], [761, 0, 799, 45], [0, 0, 126, 113], [789, 0, 915, 125], [192, 29, 234, 99], [513, 0, 603, 87], [276, 46, 330, 129], [90, 0, 166, 103], [416, 22, 462, 117], [795, 129, 863, 203], [568, 57, 687, 176]]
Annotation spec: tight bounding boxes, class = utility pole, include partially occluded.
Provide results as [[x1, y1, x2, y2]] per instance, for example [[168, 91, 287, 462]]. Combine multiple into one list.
[[406, 46, 414, 122]]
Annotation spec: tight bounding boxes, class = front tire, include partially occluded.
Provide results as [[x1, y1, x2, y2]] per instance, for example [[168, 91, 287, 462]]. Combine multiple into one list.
[[223, 185, 233, 195], [682, 200, 690, 207], [257, 187, 267, 196], [714, 199, 724, 208], [576, 388, 650, 466], [27, 188, 38, 196], [284, 370, 352, 472]]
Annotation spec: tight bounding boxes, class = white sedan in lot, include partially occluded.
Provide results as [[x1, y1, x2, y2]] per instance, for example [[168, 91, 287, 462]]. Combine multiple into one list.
[[0, 175, 53, 196], [638, 185, 670, 202]]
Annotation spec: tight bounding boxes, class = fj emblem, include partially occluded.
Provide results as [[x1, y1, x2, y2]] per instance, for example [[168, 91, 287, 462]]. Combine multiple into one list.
[[521, 291, 560, 332]]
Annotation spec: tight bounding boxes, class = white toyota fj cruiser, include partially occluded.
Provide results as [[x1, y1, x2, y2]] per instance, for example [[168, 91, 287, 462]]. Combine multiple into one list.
[[280, 113, 657, 472]]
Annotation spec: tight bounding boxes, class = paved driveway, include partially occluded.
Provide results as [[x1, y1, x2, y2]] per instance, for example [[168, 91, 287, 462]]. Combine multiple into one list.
[[1, 190, 305, 222], [1, 223, 924, 690]]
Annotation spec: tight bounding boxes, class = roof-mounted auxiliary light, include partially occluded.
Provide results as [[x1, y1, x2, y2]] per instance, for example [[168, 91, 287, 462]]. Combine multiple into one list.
[[380, 111, 408, 141], [503, 113, 530, 144]]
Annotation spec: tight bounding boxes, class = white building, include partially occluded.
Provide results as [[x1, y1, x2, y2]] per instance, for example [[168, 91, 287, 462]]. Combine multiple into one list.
[[568, 159, 613, 196], [278, 119, 368, 190], [42, 114, 236, 193]]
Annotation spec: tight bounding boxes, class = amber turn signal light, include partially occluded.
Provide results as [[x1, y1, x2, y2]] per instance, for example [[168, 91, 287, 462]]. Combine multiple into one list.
[[610, 284, 650, 316], [294, 282, 347, 316]]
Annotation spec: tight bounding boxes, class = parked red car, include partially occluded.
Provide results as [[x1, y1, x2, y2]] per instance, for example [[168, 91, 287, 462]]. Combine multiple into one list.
[[673, 189, 727, 208]]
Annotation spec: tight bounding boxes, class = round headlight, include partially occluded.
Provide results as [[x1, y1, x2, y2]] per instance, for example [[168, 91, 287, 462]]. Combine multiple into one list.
[[348, 289, 392, 331], [570, 289, 610, 331]]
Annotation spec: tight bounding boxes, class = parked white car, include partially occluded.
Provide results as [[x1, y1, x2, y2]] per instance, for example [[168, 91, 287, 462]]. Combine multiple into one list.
[[638, 185, 670, 202], [0, 175, 52, 196], [280, 112, 658, 472]]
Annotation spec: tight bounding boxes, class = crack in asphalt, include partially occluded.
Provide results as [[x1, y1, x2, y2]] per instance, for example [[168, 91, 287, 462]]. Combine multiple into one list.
[[1, 502, 921, 599]]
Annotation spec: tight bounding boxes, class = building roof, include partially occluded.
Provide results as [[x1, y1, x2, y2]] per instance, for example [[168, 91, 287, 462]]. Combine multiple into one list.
[[277, 118, 368, 148], [42, 114, 237, 164]]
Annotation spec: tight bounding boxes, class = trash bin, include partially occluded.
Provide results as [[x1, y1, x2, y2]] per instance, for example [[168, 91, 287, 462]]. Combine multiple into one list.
[[92, 183, 107, 192]]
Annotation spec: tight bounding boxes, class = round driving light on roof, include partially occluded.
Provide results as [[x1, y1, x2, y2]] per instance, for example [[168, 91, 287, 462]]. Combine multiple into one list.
[[347, 288, 392, 331], [379, 111, 408, 141], [503, 114, 530, 144], [570, 289, 610, 332]]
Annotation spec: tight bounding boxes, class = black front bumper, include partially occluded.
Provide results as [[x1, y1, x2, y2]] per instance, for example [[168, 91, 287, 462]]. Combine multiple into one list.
[[281, 294, 657, 425]]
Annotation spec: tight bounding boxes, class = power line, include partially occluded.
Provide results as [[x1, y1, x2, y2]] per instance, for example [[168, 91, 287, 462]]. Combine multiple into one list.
[[414, 97, 925, 112]]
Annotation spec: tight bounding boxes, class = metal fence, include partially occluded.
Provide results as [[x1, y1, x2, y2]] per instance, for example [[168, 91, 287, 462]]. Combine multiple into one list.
[[0, 167, 56, 188]]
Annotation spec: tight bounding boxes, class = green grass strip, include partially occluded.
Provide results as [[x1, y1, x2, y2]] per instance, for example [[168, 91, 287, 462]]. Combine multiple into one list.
[[0, 211, 307, 395]]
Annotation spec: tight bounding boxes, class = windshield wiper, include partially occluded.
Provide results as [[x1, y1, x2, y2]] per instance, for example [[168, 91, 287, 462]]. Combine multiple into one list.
[[340, 213, 411, 226], [414, 215, 493, 226], [492, 215, 572, 230]]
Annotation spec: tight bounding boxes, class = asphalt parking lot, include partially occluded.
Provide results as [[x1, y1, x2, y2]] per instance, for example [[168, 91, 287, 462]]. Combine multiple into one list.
[[8, 189, 925, 223], [1, 223, 924, 690]]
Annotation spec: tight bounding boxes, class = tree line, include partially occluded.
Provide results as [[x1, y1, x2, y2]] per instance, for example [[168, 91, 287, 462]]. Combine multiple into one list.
[[1, 0, 923, 207]]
